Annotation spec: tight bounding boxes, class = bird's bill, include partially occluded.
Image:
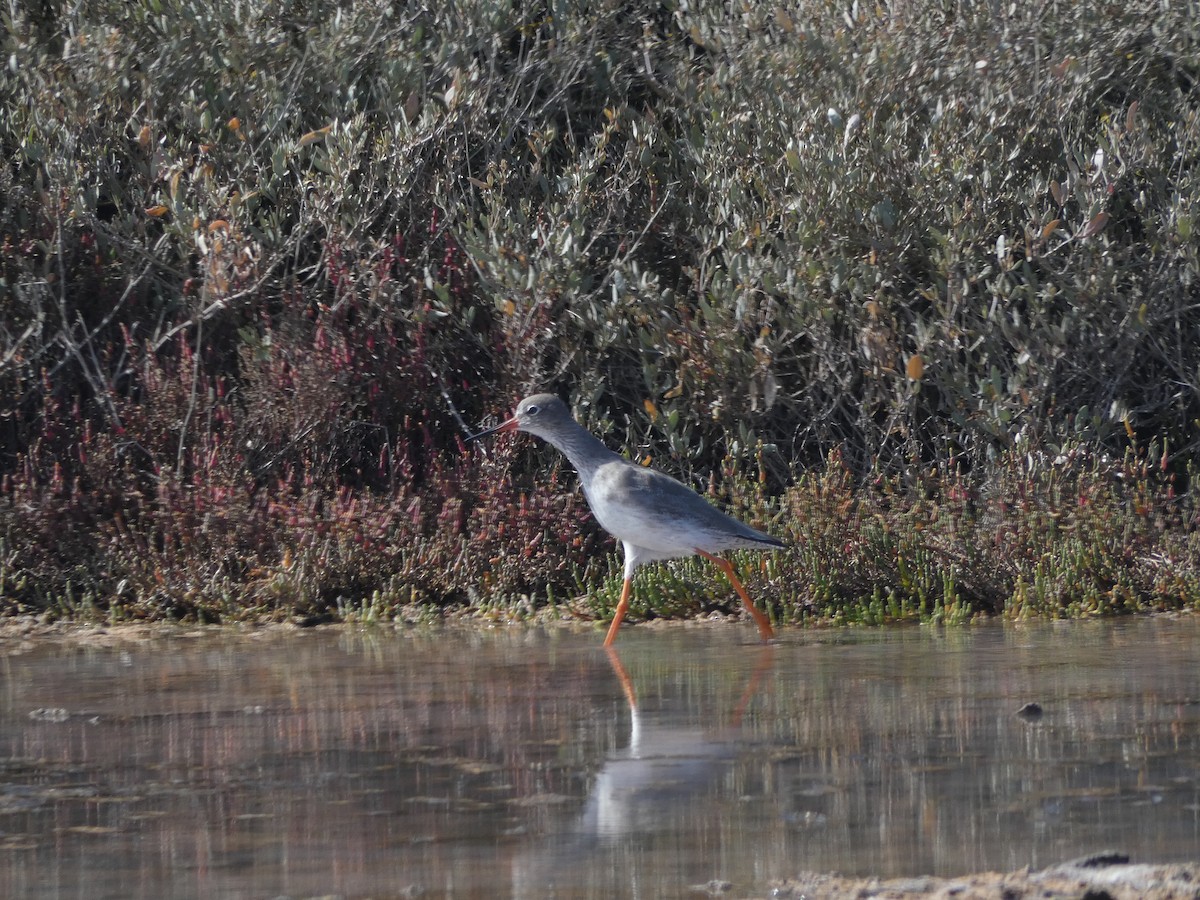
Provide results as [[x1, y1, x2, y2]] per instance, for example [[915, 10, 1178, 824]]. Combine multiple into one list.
[[466, 416, 519, 441]]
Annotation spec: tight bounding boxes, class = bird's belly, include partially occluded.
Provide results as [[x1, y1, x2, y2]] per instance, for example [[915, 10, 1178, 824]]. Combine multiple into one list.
[[588, 497, 692, 557]]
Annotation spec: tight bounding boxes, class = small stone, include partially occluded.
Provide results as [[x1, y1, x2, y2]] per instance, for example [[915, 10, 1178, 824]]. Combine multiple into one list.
[[1016, 701, 1043, 720]]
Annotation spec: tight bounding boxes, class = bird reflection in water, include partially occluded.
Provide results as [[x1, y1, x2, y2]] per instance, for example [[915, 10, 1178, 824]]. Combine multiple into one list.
[[512, 642, 777, 897]]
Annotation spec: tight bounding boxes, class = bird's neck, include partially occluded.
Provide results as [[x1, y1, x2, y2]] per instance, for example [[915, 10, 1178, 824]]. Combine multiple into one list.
[[541, 420, 623, 481]]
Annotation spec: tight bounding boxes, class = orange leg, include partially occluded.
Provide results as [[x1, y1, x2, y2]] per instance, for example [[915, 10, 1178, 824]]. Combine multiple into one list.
[[696, 550, 775, 642], [603, 577, 633, 647]]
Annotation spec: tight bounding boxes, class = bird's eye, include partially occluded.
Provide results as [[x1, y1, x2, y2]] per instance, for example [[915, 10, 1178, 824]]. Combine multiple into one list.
[[526, 404, 539, 415]]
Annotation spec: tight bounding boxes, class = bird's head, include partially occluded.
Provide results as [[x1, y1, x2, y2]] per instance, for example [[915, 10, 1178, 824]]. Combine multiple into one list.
[[468, 393, 571, 442]]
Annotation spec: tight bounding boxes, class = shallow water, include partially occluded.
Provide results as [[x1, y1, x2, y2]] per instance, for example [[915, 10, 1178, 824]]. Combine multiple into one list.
[[1, 617, 1198, 899]]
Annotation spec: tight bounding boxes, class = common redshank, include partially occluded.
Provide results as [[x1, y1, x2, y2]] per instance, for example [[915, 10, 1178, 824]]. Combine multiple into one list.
[[470, 393, 782, 645]]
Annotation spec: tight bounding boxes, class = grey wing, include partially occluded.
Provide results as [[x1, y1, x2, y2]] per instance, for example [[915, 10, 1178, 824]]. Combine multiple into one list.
[[589, 462, 780, 552]]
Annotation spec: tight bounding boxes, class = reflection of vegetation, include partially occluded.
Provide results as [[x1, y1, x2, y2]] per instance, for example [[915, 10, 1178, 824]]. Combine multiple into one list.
[[8, 625, 1198, 885], [1, 3, 1198, 621], [743, 620, 1200, 877]]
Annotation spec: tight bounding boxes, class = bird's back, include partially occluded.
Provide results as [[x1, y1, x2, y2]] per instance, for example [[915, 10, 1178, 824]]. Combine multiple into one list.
[[584, 460, 782, 556]]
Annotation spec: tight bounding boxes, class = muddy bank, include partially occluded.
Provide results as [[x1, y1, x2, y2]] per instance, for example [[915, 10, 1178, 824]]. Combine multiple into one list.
[[769, 853, 1199, 899]]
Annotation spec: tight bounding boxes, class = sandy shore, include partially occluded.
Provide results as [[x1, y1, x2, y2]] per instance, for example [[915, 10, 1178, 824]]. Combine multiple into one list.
[[768, 853, 1199, 899]]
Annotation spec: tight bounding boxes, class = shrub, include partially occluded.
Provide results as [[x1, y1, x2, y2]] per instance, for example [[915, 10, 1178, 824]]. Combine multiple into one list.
[[0, 1, 1197, 620]]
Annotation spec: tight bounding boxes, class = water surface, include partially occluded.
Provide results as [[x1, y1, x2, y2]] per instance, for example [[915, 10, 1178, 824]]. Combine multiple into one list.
[[1, 617, 1198, 898]]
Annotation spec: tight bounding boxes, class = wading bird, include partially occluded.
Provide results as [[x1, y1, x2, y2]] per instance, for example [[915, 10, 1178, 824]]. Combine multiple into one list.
[[470, 394, 782, 645]]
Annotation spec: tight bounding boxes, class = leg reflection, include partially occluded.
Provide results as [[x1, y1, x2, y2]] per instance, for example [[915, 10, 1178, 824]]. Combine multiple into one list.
[[511, 642, 779, 896]]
